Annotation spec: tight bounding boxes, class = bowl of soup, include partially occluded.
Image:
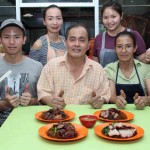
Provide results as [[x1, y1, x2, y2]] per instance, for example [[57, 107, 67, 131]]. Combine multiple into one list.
[[79, 115, 97, 128]]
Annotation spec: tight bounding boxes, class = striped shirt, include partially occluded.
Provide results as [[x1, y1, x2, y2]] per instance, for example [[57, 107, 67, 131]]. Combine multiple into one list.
[[50, 41, 66, 50], [29, 35, 67, 66], [37, 53, 111, 104]]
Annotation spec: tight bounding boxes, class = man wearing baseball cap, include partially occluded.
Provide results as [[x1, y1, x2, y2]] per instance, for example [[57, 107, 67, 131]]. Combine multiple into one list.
[[0, 18, 43, 126], [0, 18, 26, 35]]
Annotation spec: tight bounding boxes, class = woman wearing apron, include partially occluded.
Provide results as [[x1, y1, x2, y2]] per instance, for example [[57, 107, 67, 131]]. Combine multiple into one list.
[[29, 5, 67, 66], [105, 31, 150, 109], [93, 0, 149, 67]]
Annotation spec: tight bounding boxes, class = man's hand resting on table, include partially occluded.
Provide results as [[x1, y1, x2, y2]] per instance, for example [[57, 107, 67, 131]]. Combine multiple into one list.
[[88, 91, 104, 109]]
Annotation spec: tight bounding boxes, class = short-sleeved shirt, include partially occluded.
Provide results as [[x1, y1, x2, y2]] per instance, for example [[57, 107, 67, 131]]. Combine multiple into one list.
[[93, 29, 146, 60], [37, 53, 111, 104], [0, 56, 43, 126], [104, 59, 150, 94]]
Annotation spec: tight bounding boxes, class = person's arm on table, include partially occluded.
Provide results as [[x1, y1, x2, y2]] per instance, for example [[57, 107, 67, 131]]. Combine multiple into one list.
[[88, 91, 104, 109], [88, 68, 111, 109], [0, 86, 20, 111], [133, 93, 150, 109], [40, 90, 66, 109], [109, 80, 127, 109], [37, 66, 65, 109], [134, 78, 150, 109], [105, 66, 127, 108]]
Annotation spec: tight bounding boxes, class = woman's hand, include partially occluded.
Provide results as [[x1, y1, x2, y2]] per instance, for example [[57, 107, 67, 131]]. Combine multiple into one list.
[[133, 93, 148, 109], [115, 90, 127, 109]]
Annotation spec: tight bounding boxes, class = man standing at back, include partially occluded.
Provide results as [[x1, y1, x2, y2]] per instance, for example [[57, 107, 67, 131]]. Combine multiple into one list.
[[37, 23, 111, 109], [0, 19, 43, 126]]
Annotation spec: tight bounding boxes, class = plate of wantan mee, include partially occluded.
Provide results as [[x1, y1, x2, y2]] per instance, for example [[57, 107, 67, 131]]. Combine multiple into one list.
[[38, 122, 88, 142], [94, 108, 134, 122], [35, 108, 75, 123], [94, 122, 144, 141]]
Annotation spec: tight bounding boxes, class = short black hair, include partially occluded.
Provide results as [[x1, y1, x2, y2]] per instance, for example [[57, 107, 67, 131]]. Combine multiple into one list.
[[43, 4, 62, 20], [115, 31, 136, 47], [101, 0, 123, 17], [65, 23, 90, 41]]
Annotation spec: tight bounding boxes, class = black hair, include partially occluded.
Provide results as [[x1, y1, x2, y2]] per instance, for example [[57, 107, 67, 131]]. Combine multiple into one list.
[[101, 0, 123, 17], [115, 31, 136, 47], [65, 23, 90, 41], [43, 4, 62, 20]]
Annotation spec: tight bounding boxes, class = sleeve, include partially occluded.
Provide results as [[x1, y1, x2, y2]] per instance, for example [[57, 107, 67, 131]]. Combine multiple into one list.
[[29, 48, 42, 62], [93, 34, 102, 57], [133, 30, 146, 56], [26, 61, 43, 99], [28, 36, 47, 66], [104, 64, 116, 81], [96, 67, 111, 103], [37, 64, 54, 101], [36, 63, 43, 79]]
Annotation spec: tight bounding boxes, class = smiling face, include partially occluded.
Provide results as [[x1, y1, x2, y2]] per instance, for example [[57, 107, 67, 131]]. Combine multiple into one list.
[[43, 7, 63, 33], [66, 26, 90, 59], [102, 7, 122, 31], [0, 26, 26, 56], [115, 35, 137, 63]]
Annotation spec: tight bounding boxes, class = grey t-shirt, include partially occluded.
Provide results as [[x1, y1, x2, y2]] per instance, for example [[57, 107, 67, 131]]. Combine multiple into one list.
[[0, 56, 43, 126]]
